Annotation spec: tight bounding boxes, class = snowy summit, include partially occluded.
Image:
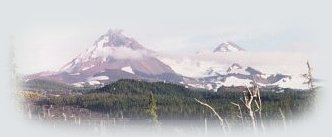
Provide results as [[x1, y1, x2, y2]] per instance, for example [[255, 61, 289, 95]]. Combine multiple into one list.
[[213, 41, 244, 52]]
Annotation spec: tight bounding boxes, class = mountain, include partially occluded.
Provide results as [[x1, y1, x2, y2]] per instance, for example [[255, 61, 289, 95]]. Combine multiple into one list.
[[26, 29, 183, 87], [25, 29, 309, 91], [195, 63, 298, 90], [159, 42, 309, 90], [213, 41, 244, 52], [179, 62, 308, 91], [195, 41, 244, 55]]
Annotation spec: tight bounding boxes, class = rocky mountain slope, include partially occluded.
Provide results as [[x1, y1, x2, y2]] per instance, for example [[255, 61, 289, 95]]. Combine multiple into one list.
[[26, 29, 183, 87]]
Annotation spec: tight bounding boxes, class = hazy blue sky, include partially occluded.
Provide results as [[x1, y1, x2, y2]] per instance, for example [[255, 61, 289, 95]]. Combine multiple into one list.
[[0, 0, 328, 74]]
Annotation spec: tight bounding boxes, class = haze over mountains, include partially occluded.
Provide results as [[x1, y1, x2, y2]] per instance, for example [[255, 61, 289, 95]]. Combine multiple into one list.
[[25, 29, 309, 90]]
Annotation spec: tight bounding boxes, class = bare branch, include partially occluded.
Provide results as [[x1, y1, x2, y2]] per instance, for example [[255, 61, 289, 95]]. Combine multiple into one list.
[[231, 102, 244, 126], [194, 98, 226, 135], [279, 107, 287, 131], [230, 102, 239, 107], [254, 100, 260, 111], [243, 86, 257, 134], [194, 98, 224, 124]]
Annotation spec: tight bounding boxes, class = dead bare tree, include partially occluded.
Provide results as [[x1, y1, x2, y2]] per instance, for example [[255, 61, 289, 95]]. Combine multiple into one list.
[[62, 113, 67, 121], [241, 87, 257, 133], [279, 107, 287, 131], [194, 98, 227, 136], [303, 60, 314, 91], [27, 103, 32, 120], [240, 82, 265, 134], [253, 84, 265, 132], [230, 102, 244, 126], [78, 117, 81, 126]]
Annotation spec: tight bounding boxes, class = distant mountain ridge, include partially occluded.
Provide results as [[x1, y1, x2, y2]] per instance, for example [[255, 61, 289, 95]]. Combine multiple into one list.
[[193, 63, 294, 91]]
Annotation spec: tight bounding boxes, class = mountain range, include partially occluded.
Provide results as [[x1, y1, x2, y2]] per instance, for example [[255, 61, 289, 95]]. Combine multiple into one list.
[[24, 29, 309, 91]]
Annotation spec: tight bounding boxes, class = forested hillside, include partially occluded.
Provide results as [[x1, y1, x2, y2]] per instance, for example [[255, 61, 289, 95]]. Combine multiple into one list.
[[29, 79, 317, 120]]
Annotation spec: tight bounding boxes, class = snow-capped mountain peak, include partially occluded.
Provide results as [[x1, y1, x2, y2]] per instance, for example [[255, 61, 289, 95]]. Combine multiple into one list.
[[213, 41, 244, 52], [59, 29, 152, 73], [78, 29, 146, 60], [101, 29, 144, 49], [33, 28, 184, 86]]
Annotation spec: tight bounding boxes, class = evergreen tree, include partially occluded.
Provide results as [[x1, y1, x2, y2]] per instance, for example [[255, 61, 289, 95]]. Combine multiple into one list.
[[146, 92, 159, 125]]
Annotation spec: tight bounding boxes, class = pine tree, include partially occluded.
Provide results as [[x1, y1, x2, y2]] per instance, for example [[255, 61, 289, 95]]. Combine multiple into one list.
[[146, 92, 159, 126]]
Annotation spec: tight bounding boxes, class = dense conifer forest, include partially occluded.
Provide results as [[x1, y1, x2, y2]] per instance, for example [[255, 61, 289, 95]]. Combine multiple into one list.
[[23, 79, 317, 120]]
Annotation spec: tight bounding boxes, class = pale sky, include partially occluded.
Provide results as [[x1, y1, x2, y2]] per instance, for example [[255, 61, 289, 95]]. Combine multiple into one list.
[[1, 1, 332, 137], [0, 0, 327, 74]]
